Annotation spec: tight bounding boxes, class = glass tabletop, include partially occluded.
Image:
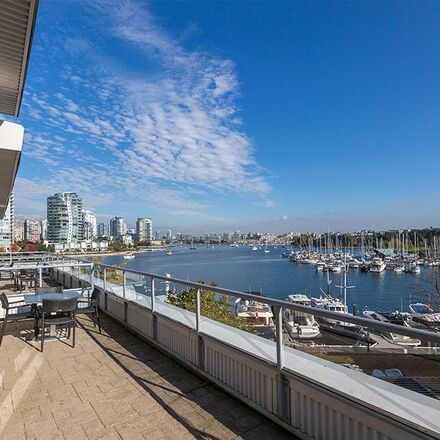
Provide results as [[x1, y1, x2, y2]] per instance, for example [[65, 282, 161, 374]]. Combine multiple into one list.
[[23, 290, 83, 304]]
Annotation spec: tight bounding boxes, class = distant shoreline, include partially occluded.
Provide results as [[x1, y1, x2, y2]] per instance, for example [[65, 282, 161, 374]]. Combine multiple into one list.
[[64, 251, 135, 258], [64, 249, 166, 258]]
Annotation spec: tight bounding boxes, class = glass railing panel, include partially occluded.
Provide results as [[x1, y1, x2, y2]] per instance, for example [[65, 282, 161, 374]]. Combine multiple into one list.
[[104, 267, 124, 296]]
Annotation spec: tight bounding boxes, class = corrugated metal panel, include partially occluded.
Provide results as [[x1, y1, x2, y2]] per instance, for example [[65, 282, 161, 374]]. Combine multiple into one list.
[[0, 0, 38, 116]]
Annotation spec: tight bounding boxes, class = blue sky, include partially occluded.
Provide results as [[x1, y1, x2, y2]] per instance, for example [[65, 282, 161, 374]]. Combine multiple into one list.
[[11, 1, 440, 233]]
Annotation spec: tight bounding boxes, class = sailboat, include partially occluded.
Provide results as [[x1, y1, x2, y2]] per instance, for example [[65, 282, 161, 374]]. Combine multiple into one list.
[[312, 257, 365, 339], [264, 243, 270, 254], [189, 239, 197, 250]]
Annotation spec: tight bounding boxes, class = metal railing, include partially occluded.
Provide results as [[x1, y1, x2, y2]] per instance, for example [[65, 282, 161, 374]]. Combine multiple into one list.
[[0, 260, 92, 288], [93, 262, 440, 345], [84, 261, 440, 421]]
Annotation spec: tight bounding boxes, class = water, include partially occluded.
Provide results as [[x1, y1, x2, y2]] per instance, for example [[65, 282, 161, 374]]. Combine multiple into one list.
[[101, 245, 437, 313]]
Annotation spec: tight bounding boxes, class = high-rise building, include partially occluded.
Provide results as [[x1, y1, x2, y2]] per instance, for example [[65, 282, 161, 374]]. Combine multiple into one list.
[[166, 229, 172, 240], [83, 209, 97, 240], [0, 193, 14, 251], [109, 216, 127, 239], [24, 219, 41, 242], [97, 223, 110, 238], [136, 218, 152, 242], [155, 230, 161, 241], [13, 219, 24, 242], [40, 219, 48, 240], [47, 192, 84, 243]]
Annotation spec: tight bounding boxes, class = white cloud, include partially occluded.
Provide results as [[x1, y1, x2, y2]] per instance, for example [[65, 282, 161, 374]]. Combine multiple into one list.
[[18, 0, 272, 221]]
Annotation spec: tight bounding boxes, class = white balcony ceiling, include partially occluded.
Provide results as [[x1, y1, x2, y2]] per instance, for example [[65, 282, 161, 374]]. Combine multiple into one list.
[[0, 0, 38, 117], [0, 121, 24, 217]]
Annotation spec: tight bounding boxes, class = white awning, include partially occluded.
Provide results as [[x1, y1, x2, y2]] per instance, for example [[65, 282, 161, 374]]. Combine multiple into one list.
[[0, 0, 39, 117]]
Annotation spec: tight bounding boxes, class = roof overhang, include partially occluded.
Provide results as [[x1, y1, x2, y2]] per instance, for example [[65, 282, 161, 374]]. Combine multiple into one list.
[[0, 0, 39, 117], [0, 120, 24, 217]]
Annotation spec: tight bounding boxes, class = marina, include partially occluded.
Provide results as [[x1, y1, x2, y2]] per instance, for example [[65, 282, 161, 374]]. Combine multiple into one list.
[[101, 244, 439, 315], [100, 244, 440, 349]]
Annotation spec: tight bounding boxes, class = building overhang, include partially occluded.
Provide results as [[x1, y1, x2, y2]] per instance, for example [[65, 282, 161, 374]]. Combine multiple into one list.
[[0, 0, 39, 117], [0, 120, 24, 217]]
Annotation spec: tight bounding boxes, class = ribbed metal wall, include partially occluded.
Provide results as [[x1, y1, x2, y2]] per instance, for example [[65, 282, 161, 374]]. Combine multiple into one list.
[[204, 339, 276, 413], [0, 0, 38, 116]]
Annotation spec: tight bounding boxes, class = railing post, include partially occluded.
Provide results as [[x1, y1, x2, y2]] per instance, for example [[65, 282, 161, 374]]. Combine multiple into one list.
[[151, 277, 157, 340], [38, 267, 43, 287], [196, 288, 204, 369], [103, 267, 107, 292], [90, 263, 94, 292], [196, 288, 201, 333], [122, 271, 126, 300], [150, 277, 155, 312], [275, 305, 287, 419]]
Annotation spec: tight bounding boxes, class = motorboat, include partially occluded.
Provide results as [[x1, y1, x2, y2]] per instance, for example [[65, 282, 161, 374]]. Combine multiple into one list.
[[369, 257, 386, 273], [347, 258, 362, 268], [316, 261, 326, 272], [166, 249, 173, 256], [409, 303, 440, 330], [363, 310, 421, 346], [234, 298, 275, 338], [393, 265, 405, 273], [328, 263, 342, 273], [283, 294, 320, 339], [405, 262, 421, 274], [251, 246, 258, 251], [123, 253, 135, 260]]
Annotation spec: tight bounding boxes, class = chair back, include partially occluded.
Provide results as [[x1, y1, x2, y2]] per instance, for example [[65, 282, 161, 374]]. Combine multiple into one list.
[[35, 286, 63, 294], [42, 297, 77, 315], [0, 293, 8, 310], [91, 288, 100, 302]]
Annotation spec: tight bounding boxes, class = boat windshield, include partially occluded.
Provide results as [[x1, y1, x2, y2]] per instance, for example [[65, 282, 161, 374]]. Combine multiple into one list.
[[411, 304, 439, 314]]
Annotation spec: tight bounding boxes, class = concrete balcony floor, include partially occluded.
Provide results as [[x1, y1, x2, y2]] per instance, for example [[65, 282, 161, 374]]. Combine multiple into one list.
[[0, 313, 295, 440]]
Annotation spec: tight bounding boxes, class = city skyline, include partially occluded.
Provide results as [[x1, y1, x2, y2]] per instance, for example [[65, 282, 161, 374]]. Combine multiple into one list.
[[9, 1, 440, 232]]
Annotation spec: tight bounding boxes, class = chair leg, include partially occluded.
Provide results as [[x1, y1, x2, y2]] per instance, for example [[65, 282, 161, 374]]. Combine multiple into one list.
[[67, 323, 71, 339], [41, 317, 45, 352], [96, 312, 101, 334], [0, 313, 8, 346], [72, 320, 76, 348]]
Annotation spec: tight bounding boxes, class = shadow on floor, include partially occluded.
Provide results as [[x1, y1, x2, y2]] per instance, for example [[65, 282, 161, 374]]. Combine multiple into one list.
[[78, 314, 295, 440]]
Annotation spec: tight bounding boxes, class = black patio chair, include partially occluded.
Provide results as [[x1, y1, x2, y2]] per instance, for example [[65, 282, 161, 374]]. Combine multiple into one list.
[[35, 286, 63, 294], [0, 293, 34, 346], [0, 263, 14, 280], [36, 297, 77, 352], [18, 269, 37, 291], [77, 288, 101, 333]]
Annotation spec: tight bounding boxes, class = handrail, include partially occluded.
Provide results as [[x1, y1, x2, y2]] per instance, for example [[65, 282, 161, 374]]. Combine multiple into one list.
[[0, 262, 92, 271], [91, 262, 440, 344]]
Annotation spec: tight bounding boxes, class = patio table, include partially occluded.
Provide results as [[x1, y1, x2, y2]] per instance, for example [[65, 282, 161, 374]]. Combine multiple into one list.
[[23, 290, 84, 340]]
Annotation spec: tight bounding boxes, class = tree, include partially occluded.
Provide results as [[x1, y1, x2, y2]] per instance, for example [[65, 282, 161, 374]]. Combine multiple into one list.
[[24, 243, 37, 252], [415, 267, 440, 309], [10, 243, 20, 252], [108, 240, 128, 252], [167, 280, 254, 332]]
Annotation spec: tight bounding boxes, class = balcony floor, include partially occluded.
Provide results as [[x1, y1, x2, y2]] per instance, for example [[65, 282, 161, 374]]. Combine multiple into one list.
[[0, 313, 294, 440]]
